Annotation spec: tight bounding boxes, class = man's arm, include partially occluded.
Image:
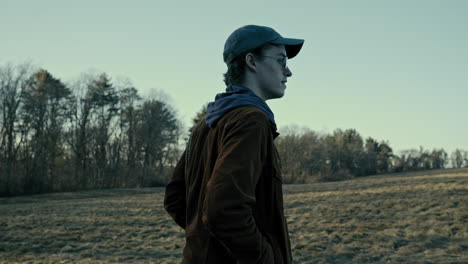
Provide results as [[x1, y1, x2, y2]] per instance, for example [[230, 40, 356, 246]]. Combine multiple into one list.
[[202, 112, 274, 263], [164, 150, 186, 229]]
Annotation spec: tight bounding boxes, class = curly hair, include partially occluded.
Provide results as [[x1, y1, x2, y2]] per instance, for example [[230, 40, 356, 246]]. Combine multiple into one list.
[[223, 44, 274, 86]]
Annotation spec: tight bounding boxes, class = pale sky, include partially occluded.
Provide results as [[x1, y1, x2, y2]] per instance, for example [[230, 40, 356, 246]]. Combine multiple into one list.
[[1, 0, 467, 155]]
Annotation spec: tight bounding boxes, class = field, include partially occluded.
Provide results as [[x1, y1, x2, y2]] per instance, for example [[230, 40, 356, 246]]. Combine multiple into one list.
[[1, 169, 467, 264]]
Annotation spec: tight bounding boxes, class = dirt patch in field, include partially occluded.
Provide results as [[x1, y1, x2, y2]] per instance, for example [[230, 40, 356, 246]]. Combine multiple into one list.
[[1, 170, 467, 263], [0, 188, 184, 263]]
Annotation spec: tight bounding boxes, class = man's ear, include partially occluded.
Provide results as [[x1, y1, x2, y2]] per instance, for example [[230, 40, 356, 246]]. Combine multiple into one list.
[[245, 53, 257, 72]]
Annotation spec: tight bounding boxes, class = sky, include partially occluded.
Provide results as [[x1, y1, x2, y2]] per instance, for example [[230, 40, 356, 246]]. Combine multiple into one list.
[[1, 0, 467, 155]]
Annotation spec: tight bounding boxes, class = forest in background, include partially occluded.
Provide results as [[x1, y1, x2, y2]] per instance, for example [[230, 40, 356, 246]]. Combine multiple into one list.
[[1, 62, 467, 196]]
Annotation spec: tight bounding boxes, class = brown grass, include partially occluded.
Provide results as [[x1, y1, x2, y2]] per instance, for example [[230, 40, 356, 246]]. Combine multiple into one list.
[[1, 168, 467, 263]]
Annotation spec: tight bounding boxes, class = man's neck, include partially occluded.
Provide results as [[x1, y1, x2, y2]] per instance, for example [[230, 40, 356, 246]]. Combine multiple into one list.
[[239, 80, 267, 101]]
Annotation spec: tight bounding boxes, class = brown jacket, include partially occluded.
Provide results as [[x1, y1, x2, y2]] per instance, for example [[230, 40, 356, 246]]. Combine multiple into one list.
[[164, 106, 292, 264]]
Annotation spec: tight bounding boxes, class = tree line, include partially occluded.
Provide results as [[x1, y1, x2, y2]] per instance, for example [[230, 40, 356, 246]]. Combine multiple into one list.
[[1, 63, 467, 196], [275, 127, 468, 183], [0, 63, 181, 196]]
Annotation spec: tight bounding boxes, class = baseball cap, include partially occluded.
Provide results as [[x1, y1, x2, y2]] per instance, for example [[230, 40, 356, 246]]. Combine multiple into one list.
[[223, 25, 304, 64]]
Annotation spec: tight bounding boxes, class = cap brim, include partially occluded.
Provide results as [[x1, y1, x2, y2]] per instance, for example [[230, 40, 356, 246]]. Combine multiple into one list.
[[270, 37, 304, 59]]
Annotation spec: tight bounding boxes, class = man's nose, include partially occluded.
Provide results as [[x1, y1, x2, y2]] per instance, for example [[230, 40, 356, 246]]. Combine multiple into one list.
[[285, 66, 292, 77]]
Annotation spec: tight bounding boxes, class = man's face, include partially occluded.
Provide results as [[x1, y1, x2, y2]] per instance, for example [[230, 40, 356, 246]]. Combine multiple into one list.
[[256, 45, 292, 100]]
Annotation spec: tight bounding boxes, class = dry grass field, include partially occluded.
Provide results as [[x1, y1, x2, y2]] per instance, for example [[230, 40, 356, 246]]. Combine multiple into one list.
[[1, 168, 467, 264]]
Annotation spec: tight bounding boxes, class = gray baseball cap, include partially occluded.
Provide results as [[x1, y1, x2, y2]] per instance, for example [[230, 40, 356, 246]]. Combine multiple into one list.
[[223, 25, 304, 64]]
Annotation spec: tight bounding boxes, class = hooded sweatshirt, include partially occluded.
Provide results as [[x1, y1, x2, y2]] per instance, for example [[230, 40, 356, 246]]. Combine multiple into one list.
[[205, 84, 275, 128]]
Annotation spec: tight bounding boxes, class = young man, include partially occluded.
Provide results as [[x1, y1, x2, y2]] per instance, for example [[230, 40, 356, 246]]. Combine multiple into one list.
[[164, 25, 304, 264]]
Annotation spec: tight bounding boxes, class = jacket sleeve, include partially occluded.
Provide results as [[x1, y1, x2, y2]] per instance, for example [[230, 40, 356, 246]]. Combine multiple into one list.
[[164, 150, 186, 229], [202, 113, 274, 263]]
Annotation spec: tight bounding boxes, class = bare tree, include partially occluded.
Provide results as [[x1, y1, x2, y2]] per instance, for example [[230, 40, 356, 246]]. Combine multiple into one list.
[[324, 129, 365, 178], [276, 129, 324, 183], [115, 86, 141, 187], [430, 149, 448, 169], [66, 73, 99, 189], [20, 69, 73, 193], [376, 141, 393, 174], [364, 137, 378, 175], [87, 74, 119, 188], [451, 149, 465, 168], [0, 63, 32, 195], [138, 99, 179, 186]]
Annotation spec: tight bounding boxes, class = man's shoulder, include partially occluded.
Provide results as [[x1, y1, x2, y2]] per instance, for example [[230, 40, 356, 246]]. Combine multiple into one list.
[[221, 105, 271, 126], [192, 106, 269, 136]]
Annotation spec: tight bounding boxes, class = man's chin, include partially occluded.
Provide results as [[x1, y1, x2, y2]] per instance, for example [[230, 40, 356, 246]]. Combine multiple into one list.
[[267, 93, 285, 101]]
